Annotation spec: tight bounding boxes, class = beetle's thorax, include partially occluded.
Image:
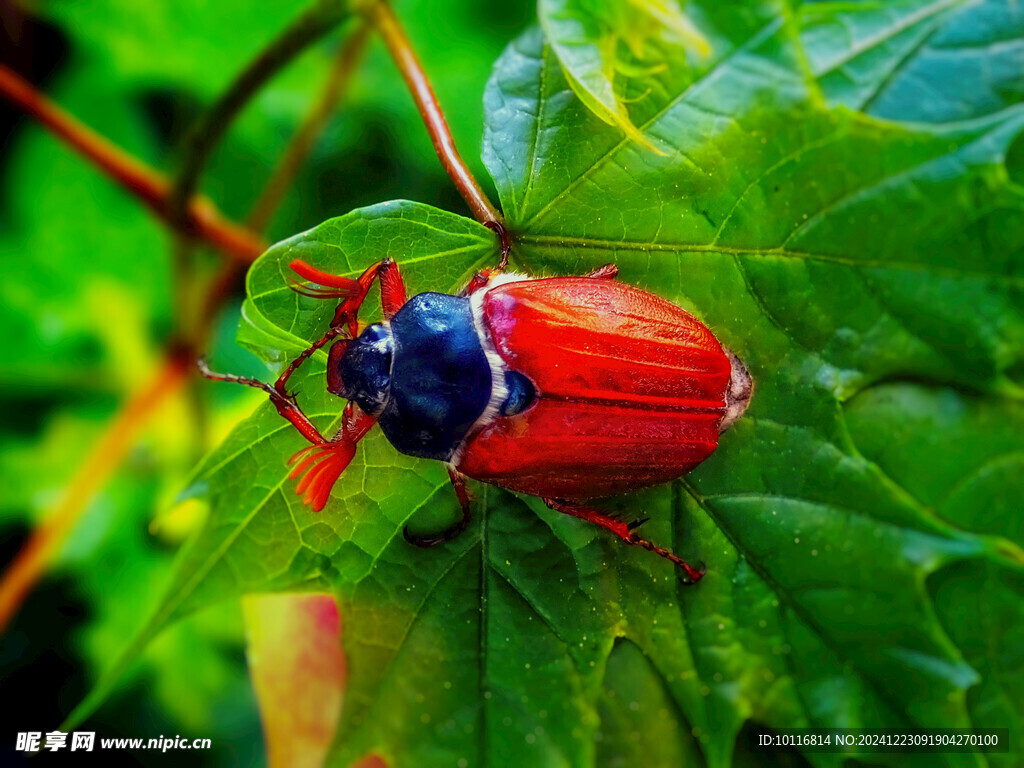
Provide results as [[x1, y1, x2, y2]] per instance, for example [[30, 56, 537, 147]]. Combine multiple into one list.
[[328, 292, 507, 462], [330, 278, 536, 464]]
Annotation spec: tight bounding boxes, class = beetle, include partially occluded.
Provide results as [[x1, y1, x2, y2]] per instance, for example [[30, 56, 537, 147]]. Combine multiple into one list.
[[200, 250, 752, 584]]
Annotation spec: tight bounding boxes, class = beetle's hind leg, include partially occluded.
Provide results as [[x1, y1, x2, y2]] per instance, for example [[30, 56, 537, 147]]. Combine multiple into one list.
[[542, 498, 705, 584], [404, 468, 472, 548]]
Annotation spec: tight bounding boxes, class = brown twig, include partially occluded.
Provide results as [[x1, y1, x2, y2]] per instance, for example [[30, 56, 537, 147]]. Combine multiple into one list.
[[164, 0, 351, 355], [167, 0, 352, 232], [0, 64, 266, 263], [199, 22, 372, 340], [367, 1, 503, 227], [0, 353, 191, 635], [247, 23, 371, 233]]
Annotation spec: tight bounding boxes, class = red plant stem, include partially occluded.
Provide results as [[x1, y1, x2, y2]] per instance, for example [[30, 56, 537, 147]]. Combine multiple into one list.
[[0, 353, 191, 635], [368, 1, 502, 226], [0, 64, 266, 263], [0, 65, 264, 633]]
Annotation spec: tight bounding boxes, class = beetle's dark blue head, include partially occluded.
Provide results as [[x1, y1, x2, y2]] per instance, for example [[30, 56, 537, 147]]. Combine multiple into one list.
[[327, 323, 393, 416]]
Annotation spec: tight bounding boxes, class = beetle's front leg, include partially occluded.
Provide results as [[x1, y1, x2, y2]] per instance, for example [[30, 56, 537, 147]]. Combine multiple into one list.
[[542, 498, 705, 584], [272, 324, 348, 403], [198, 362, 376, 511], [403, 468, 472, 548], [198, 358, 333, 447], [273, 258, 408, 403]]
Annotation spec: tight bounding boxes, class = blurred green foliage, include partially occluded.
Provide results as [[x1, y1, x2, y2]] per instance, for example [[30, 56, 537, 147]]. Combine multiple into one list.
[[2, 1, 1022, 767]]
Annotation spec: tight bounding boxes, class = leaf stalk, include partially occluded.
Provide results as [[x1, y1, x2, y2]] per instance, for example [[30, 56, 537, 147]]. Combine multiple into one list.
[[367, 0, 503, 226]]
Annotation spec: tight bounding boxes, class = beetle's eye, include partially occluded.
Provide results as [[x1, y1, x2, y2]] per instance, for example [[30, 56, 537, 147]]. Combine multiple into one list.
[[500, 371, 536, 416], [329, 324, 394, 416]]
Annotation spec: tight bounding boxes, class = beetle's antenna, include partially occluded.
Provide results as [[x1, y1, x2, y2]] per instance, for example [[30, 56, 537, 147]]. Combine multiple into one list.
[[287, 279, 357, 299], [289, 260, 362, 294], [285, 401, 376, 510]]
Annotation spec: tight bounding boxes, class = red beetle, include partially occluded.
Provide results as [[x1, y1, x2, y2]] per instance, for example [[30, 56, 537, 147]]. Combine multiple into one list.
[[201, 253, 752, 583]]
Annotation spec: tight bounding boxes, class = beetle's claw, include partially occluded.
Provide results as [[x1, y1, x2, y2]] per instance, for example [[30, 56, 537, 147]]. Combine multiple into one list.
[[272, 383, 299, 406], [677, 560, 707, 586], [403, 511, 471, 549], [403, 525, 448, 548]]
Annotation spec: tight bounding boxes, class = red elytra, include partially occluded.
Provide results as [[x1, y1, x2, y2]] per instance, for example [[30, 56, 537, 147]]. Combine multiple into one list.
[[200, 258, 752, 584], [459, 277, 737, 500]]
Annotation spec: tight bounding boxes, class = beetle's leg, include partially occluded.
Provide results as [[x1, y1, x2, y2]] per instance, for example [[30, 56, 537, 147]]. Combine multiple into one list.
[[403, 468, 473, 548], [291, 258, 407, 335], [583, 264, 618, 279], [199, 359, 375, 510], [272, 324, 348, 402], [464, 262, 614, 297], [374, 257, 408, 319], [463, 220, 509, 290], [273, 258, 407, 403], [198, 358, 332, 448], [287, 401, 376, 511], [542, 498, 705, 584], [462, 268, 499, 297]]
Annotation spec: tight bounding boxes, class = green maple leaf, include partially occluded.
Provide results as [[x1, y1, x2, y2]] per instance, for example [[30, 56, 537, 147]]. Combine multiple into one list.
[[538, 0, 710, 147], [72, 2, 1024, 767]]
